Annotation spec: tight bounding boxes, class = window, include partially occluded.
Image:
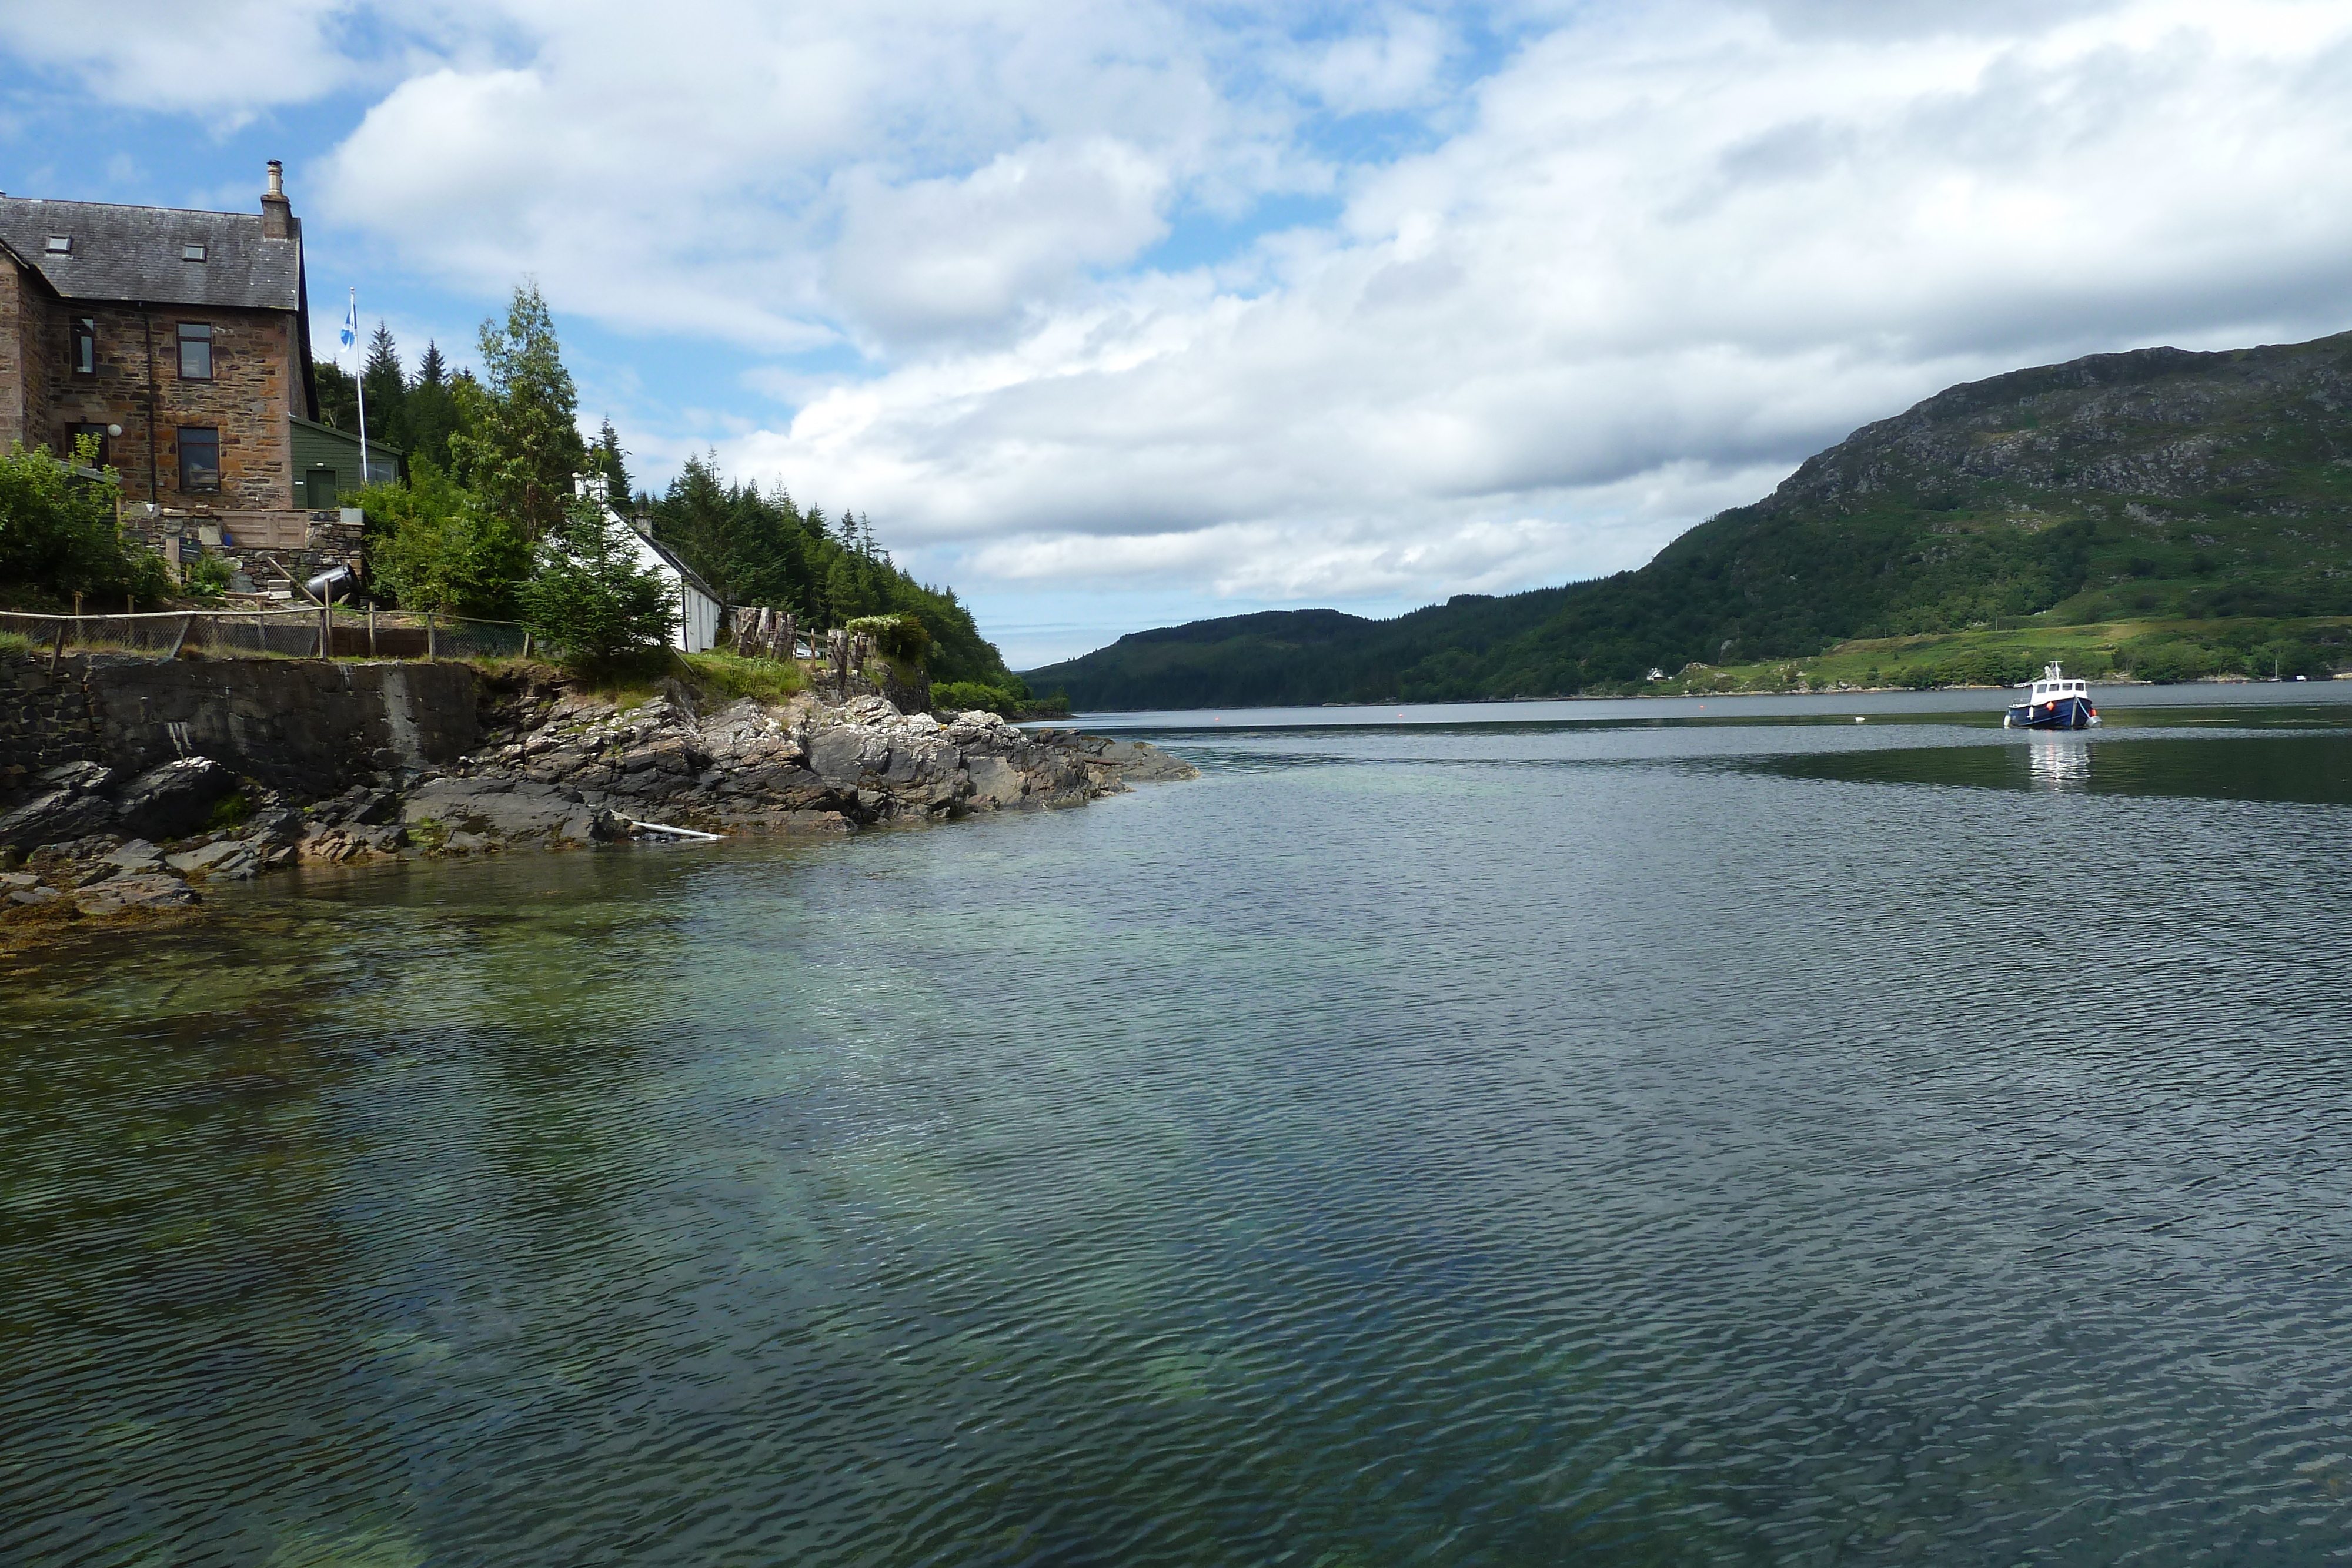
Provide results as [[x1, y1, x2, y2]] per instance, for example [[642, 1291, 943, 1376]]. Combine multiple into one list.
[[181, 242, 207, 262], [68, 423, 109, 467], [176, 322, 212, 380], [70, 317, 95, 375], [177, 427, 220, 492], [44, 235, 69, 254]]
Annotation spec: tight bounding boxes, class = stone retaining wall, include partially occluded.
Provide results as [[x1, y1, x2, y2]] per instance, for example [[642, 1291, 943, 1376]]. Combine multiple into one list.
[[0, 657, 105, 794], [1, 653, 477, 801]]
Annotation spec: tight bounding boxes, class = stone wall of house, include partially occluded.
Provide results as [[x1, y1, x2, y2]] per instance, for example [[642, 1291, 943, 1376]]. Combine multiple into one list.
[[0, 258, 29, 451], [0, 256, 64, 459], [31, 302, 296, 509], [1, 652, 477, 804]]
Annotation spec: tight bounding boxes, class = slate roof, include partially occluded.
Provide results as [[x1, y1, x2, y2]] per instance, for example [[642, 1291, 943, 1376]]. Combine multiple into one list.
[[0, 196, 302, 312], [623, 510, 724, 603]]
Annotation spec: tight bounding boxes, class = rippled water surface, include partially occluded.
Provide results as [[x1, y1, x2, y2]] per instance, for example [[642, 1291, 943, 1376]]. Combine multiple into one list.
[[8, 695, 2352, 1566]]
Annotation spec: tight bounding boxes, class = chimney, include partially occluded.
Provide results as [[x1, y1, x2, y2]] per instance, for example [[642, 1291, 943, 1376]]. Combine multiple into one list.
[[261, 159, 290, 239]]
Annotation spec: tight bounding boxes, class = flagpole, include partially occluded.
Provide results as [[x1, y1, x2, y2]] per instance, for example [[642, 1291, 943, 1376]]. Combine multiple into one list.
[[349, 288, 371, 492]]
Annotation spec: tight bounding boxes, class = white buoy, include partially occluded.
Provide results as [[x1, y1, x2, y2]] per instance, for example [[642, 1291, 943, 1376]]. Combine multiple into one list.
[[1855, 716, 1866, 723]]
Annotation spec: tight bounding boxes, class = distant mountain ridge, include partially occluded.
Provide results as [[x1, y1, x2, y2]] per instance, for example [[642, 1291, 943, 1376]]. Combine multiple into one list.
[[1024, 330, 2352, 709]]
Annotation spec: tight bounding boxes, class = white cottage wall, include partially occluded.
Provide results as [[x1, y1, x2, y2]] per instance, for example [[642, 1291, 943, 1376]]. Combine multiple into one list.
[[573, 472, 726, 656]]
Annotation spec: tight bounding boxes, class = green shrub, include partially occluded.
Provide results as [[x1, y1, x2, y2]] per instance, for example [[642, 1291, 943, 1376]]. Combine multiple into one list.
[[933, 679, 1020, 715], [0, 440, 169, 603], [0, 630, 30, 658], [182, 553, 232, 600], [2122, 638, 2213, 683], [681, 649, 806, 704], [361, 460, 531, 618], [846, 613, 931, 664]]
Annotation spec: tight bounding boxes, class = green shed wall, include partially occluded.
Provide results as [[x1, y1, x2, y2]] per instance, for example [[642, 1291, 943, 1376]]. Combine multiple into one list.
[[289, 417, 400, 505]]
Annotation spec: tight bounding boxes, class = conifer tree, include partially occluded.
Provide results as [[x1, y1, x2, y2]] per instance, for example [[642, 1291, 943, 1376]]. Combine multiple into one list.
[[520, 499, 676, 666], [592, 417, 632, 500], [362, 323, 408, 454], [403, 340, 462, 470], [313, 362, 359, 431]]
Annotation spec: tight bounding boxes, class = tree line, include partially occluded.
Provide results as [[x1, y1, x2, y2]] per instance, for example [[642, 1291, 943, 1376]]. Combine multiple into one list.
[[345, 284, 1019, 685]]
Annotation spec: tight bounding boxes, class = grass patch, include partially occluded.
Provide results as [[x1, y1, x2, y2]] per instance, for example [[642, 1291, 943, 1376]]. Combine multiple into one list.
[[562, 647, 682, 708], [405, 815, 449, 851], [680, 650, 807, 704], [0, 631, 30, 658]]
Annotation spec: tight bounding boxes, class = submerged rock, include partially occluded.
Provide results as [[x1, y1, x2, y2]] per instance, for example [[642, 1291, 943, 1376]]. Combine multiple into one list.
[[77, 873, 201, 914]]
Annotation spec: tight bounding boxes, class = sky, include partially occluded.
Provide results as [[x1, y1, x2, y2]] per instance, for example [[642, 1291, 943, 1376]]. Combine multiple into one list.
[[8, 1, 2352, 668]]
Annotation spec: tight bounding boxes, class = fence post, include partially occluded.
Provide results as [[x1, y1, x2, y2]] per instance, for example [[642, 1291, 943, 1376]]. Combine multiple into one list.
[[49, 623, 65, 673], [163, 615, 191, 661], [426, 610, 436, 661], [368, 604, 377, 658], [318, 604, 330, 658]]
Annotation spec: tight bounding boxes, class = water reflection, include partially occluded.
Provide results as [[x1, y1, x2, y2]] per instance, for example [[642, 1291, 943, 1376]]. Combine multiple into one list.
[[1752, 730, 2352, 805], [2025, 734, 2093, 793]]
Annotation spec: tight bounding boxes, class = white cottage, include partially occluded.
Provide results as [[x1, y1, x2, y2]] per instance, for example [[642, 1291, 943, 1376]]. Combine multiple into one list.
[[573, 474, 725, 653]]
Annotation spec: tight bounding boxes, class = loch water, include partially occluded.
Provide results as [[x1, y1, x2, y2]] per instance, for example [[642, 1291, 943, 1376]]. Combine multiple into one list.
[[7, 688, 2352, 1566]]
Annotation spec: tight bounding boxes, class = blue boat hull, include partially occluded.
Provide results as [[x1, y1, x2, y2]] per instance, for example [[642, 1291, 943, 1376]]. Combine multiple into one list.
[[2006, 695, 2096, 730]]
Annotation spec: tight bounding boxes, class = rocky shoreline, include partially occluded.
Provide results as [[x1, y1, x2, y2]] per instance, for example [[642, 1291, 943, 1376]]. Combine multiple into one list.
[[0, 663, 1196, 942]]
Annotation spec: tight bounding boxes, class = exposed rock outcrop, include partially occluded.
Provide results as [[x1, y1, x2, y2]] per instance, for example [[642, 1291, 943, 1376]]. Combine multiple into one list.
[[0, 655, 1197, 946], [449, 675, 1195, 835]]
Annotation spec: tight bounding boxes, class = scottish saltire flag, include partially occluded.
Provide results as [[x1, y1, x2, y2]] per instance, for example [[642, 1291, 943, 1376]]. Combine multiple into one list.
[[339, 291, 358, 351]]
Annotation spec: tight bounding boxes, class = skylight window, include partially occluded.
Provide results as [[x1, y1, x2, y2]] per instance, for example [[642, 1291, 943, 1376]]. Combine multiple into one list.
[[45, 235, 69, 254], [181, 242, 207, 262]]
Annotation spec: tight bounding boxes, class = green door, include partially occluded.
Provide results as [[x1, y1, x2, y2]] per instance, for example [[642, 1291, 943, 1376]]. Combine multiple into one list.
[[305, 467, 339, 507]]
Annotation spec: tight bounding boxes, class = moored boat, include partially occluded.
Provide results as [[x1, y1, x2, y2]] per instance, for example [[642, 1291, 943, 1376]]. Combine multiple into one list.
[[2004, 663, 2099, 730]]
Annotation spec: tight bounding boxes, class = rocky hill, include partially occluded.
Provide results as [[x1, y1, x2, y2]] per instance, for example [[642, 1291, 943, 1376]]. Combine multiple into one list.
[[1026, 330, 2352, 708]]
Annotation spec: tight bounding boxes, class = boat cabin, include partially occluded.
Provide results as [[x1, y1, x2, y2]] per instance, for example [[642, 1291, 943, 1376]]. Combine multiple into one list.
[[2026, 670, 2088, 704]]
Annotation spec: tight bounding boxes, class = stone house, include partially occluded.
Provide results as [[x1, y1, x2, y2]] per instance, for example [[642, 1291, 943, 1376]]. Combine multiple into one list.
[[0, 164, 373, 591], [0, 162, 321, 510]]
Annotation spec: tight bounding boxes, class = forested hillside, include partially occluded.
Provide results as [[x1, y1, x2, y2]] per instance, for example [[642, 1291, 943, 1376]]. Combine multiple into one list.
[[1027, 330, 2352, 708]]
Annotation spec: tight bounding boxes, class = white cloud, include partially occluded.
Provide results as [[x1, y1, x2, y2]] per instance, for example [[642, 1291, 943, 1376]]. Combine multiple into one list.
[[1279, 8, 1460, 114], [0, 0, 360, 120], [19, 0, 2352, 636], [717, 0, 2352, 604], [827, 139, 1172, 343]]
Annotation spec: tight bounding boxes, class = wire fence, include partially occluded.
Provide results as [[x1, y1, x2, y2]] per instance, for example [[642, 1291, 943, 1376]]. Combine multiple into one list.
[[0, 607, 529, 663]]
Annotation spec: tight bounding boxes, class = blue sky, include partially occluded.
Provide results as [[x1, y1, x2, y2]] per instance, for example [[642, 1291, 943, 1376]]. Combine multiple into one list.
[[9, 1, 2352, 667]]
